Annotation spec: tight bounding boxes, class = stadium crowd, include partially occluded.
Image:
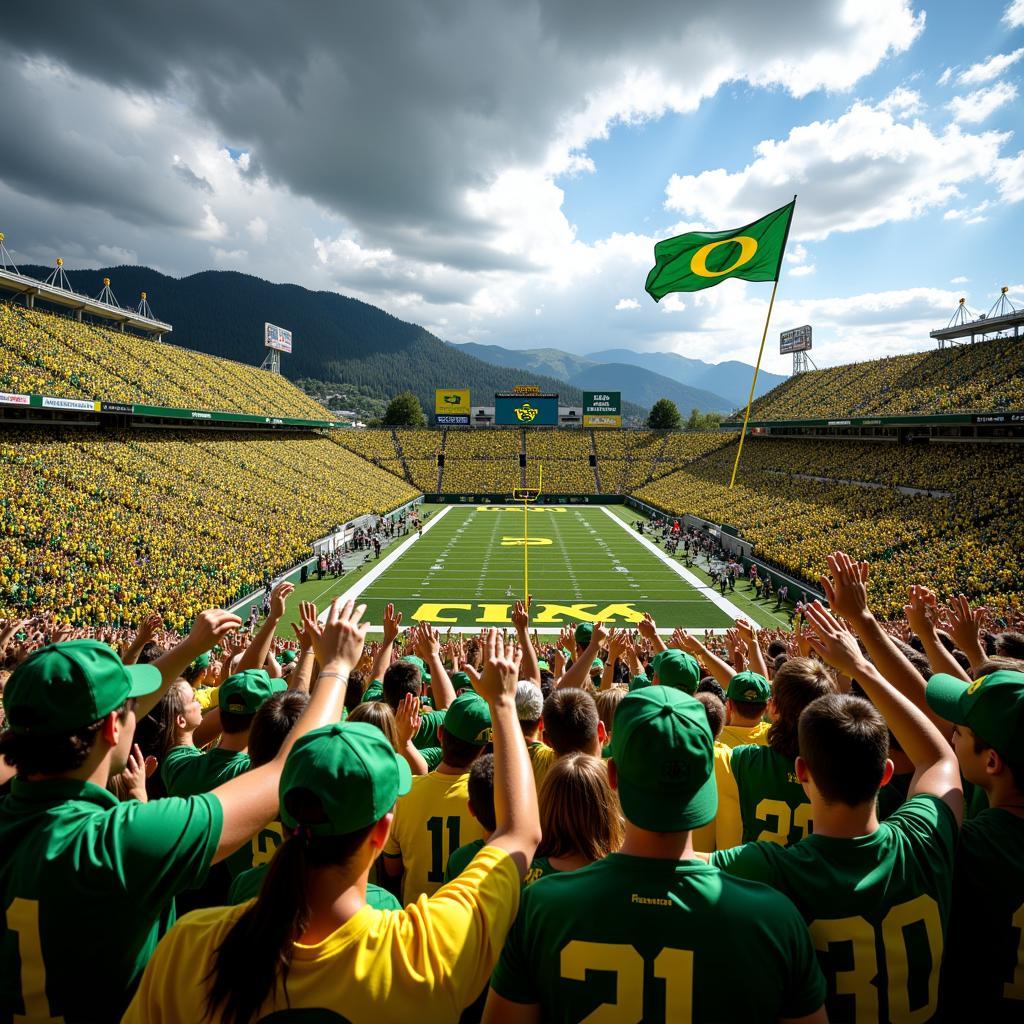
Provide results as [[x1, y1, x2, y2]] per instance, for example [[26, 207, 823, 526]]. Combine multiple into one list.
[[0, 302, 331, 420], [2, 554, 1023, 1022]]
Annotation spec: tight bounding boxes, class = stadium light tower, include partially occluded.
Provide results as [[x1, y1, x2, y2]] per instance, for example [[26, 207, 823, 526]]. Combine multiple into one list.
[[43, 257, 72, 291], [95, 277, 120, 307], [0, 232, 20, 274]]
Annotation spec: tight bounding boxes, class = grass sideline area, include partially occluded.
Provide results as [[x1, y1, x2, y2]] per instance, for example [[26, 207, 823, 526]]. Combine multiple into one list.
[[276, 502, 793, 635]]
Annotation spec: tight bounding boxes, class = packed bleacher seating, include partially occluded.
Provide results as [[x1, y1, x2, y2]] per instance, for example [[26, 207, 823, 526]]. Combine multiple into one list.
[[0, 429, 416, 628], [0, 302, 332, 419], [441, 427, 521, 492], [524, 430, 595, 492], [740, 333, 1024, 421], [329, 428, 408, 480], [638, 436, 1024, 618]]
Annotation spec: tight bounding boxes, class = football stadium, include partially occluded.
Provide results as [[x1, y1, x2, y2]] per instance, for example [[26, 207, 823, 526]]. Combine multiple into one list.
[[3, 5, 1024, 1023]]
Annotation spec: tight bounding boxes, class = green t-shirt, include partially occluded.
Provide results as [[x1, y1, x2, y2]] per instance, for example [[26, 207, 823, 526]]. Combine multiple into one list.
[[443, 837, 486, 883], [731, 743, 813, 846], [360, 681, 384, 704], [420, 746, 443, 771], [713, 794, 957, 1024], [490, 853, 826, 1022], [413, 709, 446, 751], [523, 856, 560, 887], [228, 862, 401, 910], [942, 807, 1024, 1020], [0, 778, 222, 1023], [161, 745, 251, 798]]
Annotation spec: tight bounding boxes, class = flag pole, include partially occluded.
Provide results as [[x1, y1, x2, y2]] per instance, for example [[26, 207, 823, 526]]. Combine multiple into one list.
[[728, 195, 796, 490]]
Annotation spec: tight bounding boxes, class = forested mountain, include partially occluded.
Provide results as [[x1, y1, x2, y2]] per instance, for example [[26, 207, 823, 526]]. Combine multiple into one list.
[[18, 265, 646, 418]]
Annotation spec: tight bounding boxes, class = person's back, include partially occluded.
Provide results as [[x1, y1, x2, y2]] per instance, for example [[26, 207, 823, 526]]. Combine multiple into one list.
[[485, 688, 826, 1023], [383, 691, 491, 902]]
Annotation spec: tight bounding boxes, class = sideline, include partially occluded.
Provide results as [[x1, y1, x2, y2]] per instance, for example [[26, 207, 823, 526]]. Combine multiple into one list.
[[599, 505, 746, 622], [318, 506, 453, 623]]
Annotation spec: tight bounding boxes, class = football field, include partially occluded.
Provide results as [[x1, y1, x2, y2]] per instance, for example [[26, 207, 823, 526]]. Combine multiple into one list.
[[296, 504, 758, 633]]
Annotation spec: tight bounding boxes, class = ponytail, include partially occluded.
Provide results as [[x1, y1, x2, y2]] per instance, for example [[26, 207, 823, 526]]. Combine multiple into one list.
[[204, 804, 377, 1024], [205, 834, 312, 1024]]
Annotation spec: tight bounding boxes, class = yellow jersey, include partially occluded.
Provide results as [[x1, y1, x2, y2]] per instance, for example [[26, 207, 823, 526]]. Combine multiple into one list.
[[719, 719, 770, 749], [383, 769, 486, 903], [123, 845, 520, 1024], [692, 743, 734, 853], [529, 741, 555, 791]]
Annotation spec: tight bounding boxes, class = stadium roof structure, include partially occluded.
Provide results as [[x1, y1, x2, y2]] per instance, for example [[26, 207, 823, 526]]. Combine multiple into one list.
[[0, 236, 171, 338], [931, 288, 1022, 347]]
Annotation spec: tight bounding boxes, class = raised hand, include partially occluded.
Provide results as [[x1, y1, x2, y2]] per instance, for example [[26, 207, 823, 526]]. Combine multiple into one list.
[[820, 552, 871, 624], [268, 582, 294, 621], [382, 602, 403, 645], [186, 609, 242, 656], [118, 743, 149, 803], [311, 597, 368, 670], [510, 600, 530, 633], [137, 612, 163, 645], [801, 601, 869, 679], [414, 621, 441, 660], [476, 628, 524, 705], [637, 612, 658, 642], [394, 692, 423, 750], [291, 600, 318, 651], [904, 584, 940, 638], [941, 593, 987, 654]]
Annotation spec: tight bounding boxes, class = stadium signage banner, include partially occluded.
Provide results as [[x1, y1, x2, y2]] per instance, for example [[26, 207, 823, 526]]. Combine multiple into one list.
[[100, 402, 133, 414], [41, 396, 99, 412], [780, 325, 812, 354], [0, 392, 29, 406], [583, 391, 622, 428], [264, 322, 293, 353], [495, 392, 558, 426], [435, 389, 471, 425]]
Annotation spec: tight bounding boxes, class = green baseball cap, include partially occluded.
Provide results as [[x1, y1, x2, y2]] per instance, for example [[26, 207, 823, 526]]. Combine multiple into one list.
[[218, 669, 286, 715], [575, 623, 593, 647], [727, 671, 771, 703], [442, 691, 492, 745], [278, 649, 298, 665], [651, 650, 701, 694], [610, 688, 717, 831], [926, 670, 1024, 762], [193, 652, 211, 670], [280, 722, 412, 837], [591, 658, 604, 673], [3, 640, 161, 736], [400, 655, 426, 675], [451, 670, 473, 691]]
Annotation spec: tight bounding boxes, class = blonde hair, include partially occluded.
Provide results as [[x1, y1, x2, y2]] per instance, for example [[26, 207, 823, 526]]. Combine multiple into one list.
[[593, 688, 626, 740], [537, 753, 624, 862], [346, 701, 400, 752]]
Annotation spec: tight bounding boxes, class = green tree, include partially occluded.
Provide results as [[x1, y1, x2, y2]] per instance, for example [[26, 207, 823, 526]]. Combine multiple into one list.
[[382, 390, 426, 427], [647, 398, 682, 430], [686, 407, 722, 431]]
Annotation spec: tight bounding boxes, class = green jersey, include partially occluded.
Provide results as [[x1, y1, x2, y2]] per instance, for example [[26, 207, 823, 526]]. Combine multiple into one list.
[[490, 853, 825, 1023], [443, 838, 486, 882], [713, 794, 957, 1024], [228, 862, 401, 910], [360, 681, 383, 703], [413, 709, 446, 751], [420, 746, 443, 771], [942, 807, 1024, 1020], [731, 744, 813, 846], [523, 856, 560, 887], [161, 745, 251, 798], [0, 778, 222, 1023]]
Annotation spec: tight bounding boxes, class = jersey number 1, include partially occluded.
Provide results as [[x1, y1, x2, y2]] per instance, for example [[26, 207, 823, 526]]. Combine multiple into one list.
[[7, 898, 60, 1022], [426, 815, 461, 882]]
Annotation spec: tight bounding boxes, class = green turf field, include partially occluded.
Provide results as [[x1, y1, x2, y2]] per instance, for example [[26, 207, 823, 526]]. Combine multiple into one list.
[[280, 503, 788, 634]]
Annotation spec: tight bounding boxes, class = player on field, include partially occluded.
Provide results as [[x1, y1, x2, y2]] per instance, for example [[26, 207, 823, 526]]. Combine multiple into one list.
[[712, 592, 963, 1024], [484, 686, 827, 1023], [0, 598, 365, 1023], [123, 629, 540, 1024]]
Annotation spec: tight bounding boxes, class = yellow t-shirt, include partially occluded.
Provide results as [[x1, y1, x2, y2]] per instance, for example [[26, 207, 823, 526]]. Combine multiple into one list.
[[692, 743, 738, 854], [122, 845, 520, 1024], [529, 742, 555, 791], [383, 770, 486, 903], [194, 685, 219, 711], [719, 719, 770, 749]]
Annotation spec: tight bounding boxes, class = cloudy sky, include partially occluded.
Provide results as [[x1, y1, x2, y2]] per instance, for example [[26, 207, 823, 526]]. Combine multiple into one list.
[[2, 0, 1022, 375]]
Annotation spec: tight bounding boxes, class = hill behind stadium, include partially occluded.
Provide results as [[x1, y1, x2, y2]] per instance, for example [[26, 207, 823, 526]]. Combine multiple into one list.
[[17, 265, 650, 422]]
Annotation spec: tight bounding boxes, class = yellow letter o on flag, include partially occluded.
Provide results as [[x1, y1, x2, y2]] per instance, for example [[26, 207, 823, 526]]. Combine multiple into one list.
[[689, 235, 759, 278]]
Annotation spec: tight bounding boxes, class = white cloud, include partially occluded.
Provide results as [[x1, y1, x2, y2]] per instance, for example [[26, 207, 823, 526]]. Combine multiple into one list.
[[947, 81, 1018, 124], [195, 203, 228, 240], [943, 200, 991, 224], [993, 149, 1024, 202], [937, 67, 953, 86], [950, 275, 969, 284], [789, 264, 816, 277], [878, 86, 924, 115], [958, 47, 1024, 85], [614, 298, 640, 310], [246, 217, 268, 244], [663, 97, 1008, 241], [1005, 0, 1024, 29]]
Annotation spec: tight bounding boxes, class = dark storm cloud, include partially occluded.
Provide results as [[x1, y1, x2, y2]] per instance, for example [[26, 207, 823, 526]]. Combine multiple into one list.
[[172, 162, 214, 193]]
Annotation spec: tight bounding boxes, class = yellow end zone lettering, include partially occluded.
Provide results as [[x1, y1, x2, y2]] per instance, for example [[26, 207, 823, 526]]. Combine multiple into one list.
[[500, 536, 553, 546], [408, 602, 642, 625], [475, 506, 566, 512]]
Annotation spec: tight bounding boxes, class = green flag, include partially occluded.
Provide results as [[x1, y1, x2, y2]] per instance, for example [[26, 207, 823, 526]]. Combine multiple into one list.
[[645, 200, 795, 301]]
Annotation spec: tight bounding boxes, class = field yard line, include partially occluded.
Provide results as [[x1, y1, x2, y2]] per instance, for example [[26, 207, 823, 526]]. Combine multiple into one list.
[[598, 506, 746, 622], [317, 506, 453, 623]]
